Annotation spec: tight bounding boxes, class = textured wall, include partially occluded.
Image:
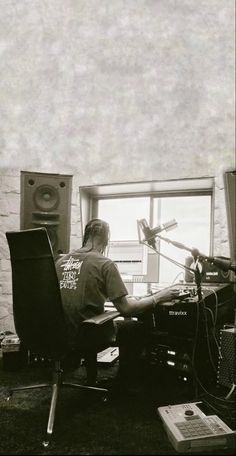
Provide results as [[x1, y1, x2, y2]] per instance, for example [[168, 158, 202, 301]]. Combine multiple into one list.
[[0, 0, 235, 331]]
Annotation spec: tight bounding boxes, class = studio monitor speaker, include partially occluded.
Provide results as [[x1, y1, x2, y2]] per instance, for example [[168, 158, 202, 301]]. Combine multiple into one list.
[[21, 171, 72, 255], [224, 171, 236, 263]]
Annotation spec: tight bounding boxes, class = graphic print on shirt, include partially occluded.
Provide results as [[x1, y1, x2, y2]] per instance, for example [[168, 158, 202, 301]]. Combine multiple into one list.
[[59, 256, 83, 290]]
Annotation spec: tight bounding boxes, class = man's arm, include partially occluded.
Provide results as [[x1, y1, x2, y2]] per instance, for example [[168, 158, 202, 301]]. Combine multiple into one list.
[[112, 287, 179, 317]]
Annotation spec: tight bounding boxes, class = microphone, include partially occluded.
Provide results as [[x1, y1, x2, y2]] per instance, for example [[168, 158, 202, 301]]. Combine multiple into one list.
[[190, 250, 236, 273], [204, 256, 236, 273], [138, 218, 178, 247]]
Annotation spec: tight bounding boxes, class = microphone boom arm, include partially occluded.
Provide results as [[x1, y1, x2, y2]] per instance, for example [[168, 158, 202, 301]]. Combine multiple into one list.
[[155, 234, 193, 254], [141, 239, 196, 274], [153, 234, 236, 273]]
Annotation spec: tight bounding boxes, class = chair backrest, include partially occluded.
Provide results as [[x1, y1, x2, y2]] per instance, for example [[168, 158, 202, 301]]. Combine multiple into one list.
[[6, 228, 68, 360]]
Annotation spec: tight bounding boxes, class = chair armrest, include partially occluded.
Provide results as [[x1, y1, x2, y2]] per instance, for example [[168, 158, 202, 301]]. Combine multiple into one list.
[[83, 310, 120, 326]]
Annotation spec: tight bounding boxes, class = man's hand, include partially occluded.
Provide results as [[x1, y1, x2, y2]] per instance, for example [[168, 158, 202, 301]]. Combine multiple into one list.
[[152, 287, 179, 306]]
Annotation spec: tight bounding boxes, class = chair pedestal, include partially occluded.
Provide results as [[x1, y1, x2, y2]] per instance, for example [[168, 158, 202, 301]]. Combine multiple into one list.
[[6, 360, 108, 447]]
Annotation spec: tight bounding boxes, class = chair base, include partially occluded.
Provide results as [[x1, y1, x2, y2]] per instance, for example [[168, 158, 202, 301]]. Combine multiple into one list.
[[6, 360, 108, 446]]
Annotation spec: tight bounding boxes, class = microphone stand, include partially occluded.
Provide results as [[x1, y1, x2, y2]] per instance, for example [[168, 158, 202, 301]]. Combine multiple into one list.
[[140, 235, 203, 295], [189, 251, 203, 303]]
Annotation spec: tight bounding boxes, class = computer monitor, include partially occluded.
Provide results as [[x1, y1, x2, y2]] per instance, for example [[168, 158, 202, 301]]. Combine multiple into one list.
[[108, 241, 148, 277]]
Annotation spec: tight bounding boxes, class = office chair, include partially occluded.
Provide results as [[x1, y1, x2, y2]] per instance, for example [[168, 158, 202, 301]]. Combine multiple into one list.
[[5, 228, 120, 447]]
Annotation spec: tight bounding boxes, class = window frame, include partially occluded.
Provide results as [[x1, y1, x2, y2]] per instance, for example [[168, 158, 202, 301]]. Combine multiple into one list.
[[79, 177, 215, 257]]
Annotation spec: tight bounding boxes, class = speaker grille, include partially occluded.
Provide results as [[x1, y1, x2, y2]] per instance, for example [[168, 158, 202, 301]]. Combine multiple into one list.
[[21, 172, 72, 255], [217, 328, 236, 388]]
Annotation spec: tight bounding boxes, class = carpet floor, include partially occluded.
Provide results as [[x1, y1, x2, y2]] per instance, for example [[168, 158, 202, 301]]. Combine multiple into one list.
[[0, 355, 235, 455]]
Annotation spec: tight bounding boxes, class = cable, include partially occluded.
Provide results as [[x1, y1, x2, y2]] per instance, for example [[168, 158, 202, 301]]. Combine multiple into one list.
[[190, 298, 235, 405], [193, 286, 236, 397], [171, 271, 185, 285], [200, 396, 235, 428], [225, 383, 236, 400], [202, 286, 218, 325], [204, 307, 222, 360], [141, 237, 236, 406], [191, 356, 236, 405], [203, 304, 218, 373], [192, 363, 235, 404]]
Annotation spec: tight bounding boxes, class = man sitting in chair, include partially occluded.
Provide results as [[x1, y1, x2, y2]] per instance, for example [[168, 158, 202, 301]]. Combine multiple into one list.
[[56, 219, 178, 391]]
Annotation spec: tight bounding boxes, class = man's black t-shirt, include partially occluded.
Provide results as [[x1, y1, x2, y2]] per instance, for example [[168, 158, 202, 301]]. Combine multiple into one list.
[[56, 250, 128, 346]]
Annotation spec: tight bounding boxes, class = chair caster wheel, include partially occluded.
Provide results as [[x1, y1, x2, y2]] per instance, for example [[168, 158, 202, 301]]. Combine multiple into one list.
[[6, 391, 12, 401], [42, 440, 50, 448], [103, 395, 108, 403]]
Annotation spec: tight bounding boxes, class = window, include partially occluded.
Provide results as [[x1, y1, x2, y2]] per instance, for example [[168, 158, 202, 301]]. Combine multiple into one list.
[[98, 197, 151, 283], [80, 178, 213, 287], [153, 195, 212, 283], [98, 197, 150, 241]]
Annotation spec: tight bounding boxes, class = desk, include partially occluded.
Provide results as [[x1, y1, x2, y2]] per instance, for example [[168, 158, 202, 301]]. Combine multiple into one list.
[[146, 283, 235, 389]]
